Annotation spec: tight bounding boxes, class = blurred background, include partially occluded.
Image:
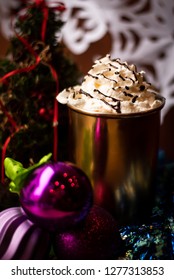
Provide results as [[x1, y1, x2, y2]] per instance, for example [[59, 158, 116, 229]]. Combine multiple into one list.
[[0, 0, 174, 159]]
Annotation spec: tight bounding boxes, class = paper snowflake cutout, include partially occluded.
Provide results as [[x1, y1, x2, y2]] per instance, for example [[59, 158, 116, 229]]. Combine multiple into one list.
[[61, 0, 174, 121]]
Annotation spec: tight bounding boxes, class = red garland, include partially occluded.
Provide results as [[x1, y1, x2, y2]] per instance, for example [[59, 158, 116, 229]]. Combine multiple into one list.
[[0, 0, 66, 182]]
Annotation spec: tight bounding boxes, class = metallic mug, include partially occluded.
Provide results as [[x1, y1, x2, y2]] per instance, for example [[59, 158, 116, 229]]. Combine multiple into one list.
[[67, 96, 165, 225]]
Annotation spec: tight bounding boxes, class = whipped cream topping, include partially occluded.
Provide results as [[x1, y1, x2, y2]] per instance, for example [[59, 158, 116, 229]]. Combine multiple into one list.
[[57, 54, 162, 114]]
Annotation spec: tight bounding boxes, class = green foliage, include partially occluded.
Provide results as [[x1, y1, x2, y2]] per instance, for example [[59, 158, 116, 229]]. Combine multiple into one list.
[[4, 153, 52, 195], [0, 2, 81, 174]]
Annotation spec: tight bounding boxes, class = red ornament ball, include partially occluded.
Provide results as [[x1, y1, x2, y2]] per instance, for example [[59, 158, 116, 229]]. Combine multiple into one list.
[[20, 162, 93, 231], [0, 207, 51, 260], [53, 205, 124, 260]]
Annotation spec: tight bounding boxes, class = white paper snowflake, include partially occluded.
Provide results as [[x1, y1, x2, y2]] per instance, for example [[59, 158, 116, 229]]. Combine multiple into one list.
[[60, 0, 174, 121], [0, 0, 20, 37]]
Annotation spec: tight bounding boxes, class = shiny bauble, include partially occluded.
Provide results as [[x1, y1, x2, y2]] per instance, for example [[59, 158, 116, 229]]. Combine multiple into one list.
[[53, 205, 123, 260], [20, 162, 93, 231], [0, 207, 51, 260]]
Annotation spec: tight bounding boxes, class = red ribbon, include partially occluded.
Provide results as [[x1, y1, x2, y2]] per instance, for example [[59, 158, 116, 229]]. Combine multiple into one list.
[[0, 0, 66, 182]]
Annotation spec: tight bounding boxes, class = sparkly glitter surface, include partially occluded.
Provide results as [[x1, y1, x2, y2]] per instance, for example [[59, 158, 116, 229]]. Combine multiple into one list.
[[119, 151, 174, 260], [53, 205, 123, 260]]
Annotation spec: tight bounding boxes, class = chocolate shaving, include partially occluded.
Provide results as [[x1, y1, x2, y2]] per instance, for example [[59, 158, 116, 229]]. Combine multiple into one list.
[[80, 89, 121, 113], [101, 73, 117, 83], [132, 95, 138, 103], [123, 91, 133, 97], [140, 85, 145, 91], [119, 74, 125, 81], [126, 76, 135, 83], [94, 89, 120, 102], [109, 62, 119, 70], [88, 74, 99, 79]]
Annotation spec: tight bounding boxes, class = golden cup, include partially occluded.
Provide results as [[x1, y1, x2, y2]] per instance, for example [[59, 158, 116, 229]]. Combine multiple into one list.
[[67, 95, 165, 225]]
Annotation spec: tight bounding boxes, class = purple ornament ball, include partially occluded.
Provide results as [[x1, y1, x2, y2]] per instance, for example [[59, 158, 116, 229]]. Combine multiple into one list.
[[0, 207, 51, 260], [53, 205, 124, 260], [20, 162, 93, 231]]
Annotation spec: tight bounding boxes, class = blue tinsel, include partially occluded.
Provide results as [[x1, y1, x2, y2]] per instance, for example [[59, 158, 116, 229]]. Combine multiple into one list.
[[119, 151, 174, 260]]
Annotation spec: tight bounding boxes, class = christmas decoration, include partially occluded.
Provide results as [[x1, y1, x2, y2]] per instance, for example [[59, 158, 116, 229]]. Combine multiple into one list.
[[0, 0, 81, 183], [0, 207, 51, 260], [1, 152, 173, 260], [4, 154, 93, 231], [119, 152, 174, 260], [4, 153, 52, 194], [53, 205, 124, 260], [20, 161, 93, 231]]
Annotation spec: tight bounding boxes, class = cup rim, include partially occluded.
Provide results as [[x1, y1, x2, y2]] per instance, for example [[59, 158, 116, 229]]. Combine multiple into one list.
[[67, 94, 166, 119]]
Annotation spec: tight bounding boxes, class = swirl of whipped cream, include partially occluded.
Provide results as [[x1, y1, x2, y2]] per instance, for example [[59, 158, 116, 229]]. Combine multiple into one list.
[[57, 54, 162, 114]]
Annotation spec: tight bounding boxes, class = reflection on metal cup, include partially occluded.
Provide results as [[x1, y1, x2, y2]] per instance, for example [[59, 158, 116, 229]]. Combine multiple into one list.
[[67, 96, 165, 225]]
